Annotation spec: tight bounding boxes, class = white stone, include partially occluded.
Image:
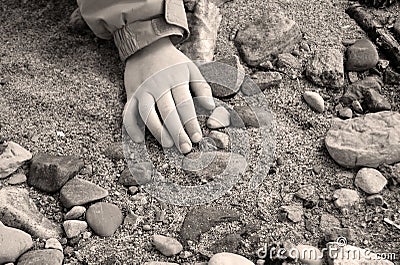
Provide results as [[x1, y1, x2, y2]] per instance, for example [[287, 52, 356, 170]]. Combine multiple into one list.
[[303, 91, 325, 113], [355, 168, 387, 194], [0, 142, 32, 179], [63, 220, 87, 238], [152, 235, 183, 257], [0, 221, 33, 264], [208, 252, 255, 265]]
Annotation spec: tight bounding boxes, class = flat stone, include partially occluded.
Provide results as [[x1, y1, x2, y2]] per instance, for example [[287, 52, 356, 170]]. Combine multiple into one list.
[[325, 111, 400, 168], [327, 243, 394, 265], [60, 178, 109, 208], [45, 238, 63, 252], [230, 106, 273, 128], [346, 39, 379, 71], [333, 188, 360, 209], [86, 202, 123, 237], [241, 72, 282, 96], [63, 220, 87, 238], [235, 12, 302, 66], [152, 235, 183, 256], [208, 252, 255, 265], [208, 131, 229, 149], [28, 153, 84, 193], [280, 205, 303, 223], [180, 206, 240, 243], [207, 107, 231, 129], [7, 173, 27, 185], [17, 249, 64, 265], [303, 91, 325, 113], [0, 221, 33, 264], [64, 206, 86, 220], [305, 49, 344, 88], [181, 151, 247, 180], [355, 168, 387, 194], [0, 187, 62, 239], [0, 141, 32, 179]]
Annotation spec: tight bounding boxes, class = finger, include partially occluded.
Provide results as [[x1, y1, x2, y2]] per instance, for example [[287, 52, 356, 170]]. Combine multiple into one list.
[[157, 91, 192, 154], [188, 63, 215, 110], [138, 93, 174, 148], [171, 83, 202, 143], [123, 97, 145, 143]]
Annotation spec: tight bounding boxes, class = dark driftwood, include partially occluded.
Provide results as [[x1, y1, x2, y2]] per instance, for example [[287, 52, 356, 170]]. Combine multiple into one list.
[[346, 5, 400, 69]]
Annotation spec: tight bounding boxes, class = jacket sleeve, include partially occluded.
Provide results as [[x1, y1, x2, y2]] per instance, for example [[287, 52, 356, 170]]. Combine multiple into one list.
[[77, 0, 189, 61]]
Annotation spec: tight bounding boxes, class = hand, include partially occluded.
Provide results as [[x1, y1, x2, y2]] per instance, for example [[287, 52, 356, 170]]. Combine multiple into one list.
[[123, 37, 215, 154]]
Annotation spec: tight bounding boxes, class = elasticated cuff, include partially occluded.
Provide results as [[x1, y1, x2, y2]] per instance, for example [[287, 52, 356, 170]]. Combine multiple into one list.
[[113, 0, 189, 61]]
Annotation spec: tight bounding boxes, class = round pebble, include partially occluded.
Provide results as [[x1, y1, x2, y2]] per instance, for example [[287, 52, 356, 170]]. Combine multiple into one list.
[[86, 202, 123, 237], [45, 238, 63, 252], [64, 206, 86, 220], [152, 234, 183, 257], [63, 220, 87, 238], [355, 168, 387, 194], [303, 91, 324, 113]]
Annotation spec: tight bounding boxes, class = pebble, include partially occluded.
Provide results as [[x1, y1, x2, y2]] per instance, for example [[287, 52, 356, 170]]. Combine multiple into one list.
[[28, 153, 84, 193], [7, 173, 27, 185], [181, 151, 246, 180], [104, 142, 124, 160], [86, 202, 123, 237], [338, 107, 353, 119], [351, 100, 363, 113], [230, 106, 273, 128], [303, 91, 325, 113], [354, 168, 387, 194], [0, 187, 62, 239], [300, 41, 311, 52], [377, 59, 389, 70], [348, 72, 359, 83], [82, 231, 92, 239], [295, 185, 315, 201], [63, 220, 87, 238], [152, 234, 183, 256], [45, 238, 63, 252], [64, 206, 86, 220], [208, 131, 229, 149], [346, 39, 379, 71], [118, 168, 137, 187], [208, 252, 255, 265], [256, 72, 282, 91], [366, 194, 384, 206], [325, 111, 400, 168], [180, 206, 239, 243], [128, 186, 139, 195], [333, 188, 360, 209], [305, 49, 344, 88], [0, 141, 32, 179], [124, 211, 139, 227], [143, 224, 152, 231], [17, 249, 64, 265], [0, 221, 33, 264], [235, 12, 302, 66], [60, 178, 109, 208], [280, 205, 303, 223]]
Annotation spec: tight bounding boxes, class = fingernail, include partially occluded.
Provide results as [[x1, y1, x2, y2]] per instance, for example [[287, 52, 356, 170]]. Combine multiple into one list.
[[180, 143, 192, 154], [191, 132, 202, 143]]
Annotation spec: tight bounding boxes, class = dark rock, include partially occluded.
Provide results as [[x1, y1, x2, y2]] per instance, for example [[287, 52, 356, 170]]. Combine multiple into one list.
[[364, 89, 391, 112], [305, 49, 344, 88], [384, 68, 400, 85], [346, 39, 379, 71], [230, 106, 273, 128], [60, 178, 109, 208], [28, 153, 84, 193], [235, 13, 302, 66], [241, 72, 282, 96], [366, 194, 384, 206], [325, 111, 400, 168], [180, 206, 240, 243], [104, 142, 124, 160], [86, 202, 123, 237], [17, 249, 64, 265], [210, 233, 242, 254], [0, 141, 32, 179], [0, 187, 62, 239], [182, 151, 246, 180], [341, 76, 382, 105]]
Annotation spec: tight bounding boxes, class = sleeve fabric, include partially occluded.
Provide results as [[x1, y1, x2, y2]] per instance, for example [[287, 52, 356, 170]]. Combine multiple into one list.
[[77, 0, 189, 61]]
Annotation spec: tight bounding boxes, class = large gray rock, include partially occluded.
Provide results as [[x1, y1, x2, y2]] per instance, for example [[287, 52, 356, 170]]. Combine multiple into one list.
[[60, 178, 109, 208], [235, 13, 302, 66], [17, 249, 64, 265], [305, 49, 344, 88], [0, 221, 33, 264], [0, 141, 32, 179], [28, 153, 84, 193], [0, 187, 62, 239], [325, 111, 400, 168]]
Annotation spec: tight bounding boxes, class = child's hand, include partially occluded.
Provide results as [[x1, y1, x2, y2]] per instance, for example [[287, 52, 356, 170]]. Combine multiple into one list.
[[123, 37, 215, 154]]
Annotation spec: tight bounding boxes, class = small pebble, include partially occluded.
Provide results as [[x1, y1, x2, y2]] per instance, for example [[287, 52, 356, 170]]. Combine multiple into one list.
[[82, 231, 92, 239], [63, 220, 87, 238], [6, 173, 27, 185], [338, 107, 353, 119], [333, 188, 360, 210], [129, 186, 139, 195], [355, 168, 387, 194], [45, 238, 63, 252], [64, 206, 86, 220], [152, 234, 183, 256], [303, 91, 324, 113], [143, 224, 151, 231], [276, 157, 284, 166], [366, 194, 384, 206]]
